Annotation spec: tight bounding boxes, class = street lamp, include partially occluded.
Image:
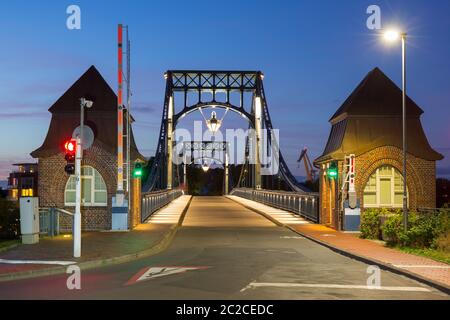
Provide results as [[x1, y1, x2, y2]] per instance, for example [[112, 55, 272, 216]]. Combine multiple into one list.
[[206, 111, 222, 133], [383, 29, 408, 232], [201, 159, 210, 172], [73, 97, 94, 258]]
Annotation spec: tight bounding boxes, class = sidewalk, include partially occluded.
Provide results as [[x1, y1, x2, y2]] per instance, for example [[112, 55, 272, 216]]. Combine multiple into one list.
[[0, 195, 192, 281], [227, 195, 450, 291]]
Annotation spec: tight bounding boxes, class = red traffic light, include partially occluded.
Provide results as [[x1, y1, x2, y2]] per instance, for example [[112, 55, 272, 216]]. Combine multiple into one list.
[[64, 139, 76, 154]]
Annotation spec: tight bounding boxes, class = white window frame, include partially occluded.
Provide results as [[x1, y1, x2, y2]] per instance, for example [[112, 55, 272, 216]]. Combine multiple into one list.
[[64, 166, 107, 207], [363, 165, 408, 209]]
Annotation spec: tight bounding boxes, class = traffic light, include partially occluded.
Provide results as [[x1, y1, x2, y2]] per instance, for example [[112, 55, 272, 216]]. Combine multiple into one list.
[[133, 162, 143, 178], [64, 139, 77, 175], [327, 162, 338, 179]]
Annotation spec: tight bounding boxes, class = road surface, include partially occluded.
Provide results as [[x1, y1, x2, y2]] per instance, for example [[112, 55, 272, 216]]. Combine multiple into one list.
[[0, 196, 447, 300]]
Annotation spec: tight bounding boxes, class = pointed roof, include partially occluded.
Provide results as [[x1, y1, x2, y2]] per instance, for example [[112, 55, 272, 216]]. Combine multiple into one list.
[[48, 65, 116, 113], [330, 67, 423, 124], [31, 65, 143, 160], [314, 67, 443, 163]]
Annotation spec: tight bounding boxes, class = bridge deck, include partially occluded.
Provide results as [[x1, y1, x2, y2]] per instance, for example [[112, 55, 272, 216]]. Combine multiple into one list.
[[182, 196, 275, 228]]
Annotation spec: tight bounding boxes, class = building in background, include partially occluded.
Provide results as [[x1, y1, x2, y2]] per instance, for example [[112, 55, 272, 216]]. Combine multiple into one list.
[[7, 163, 38, 201], [31, 66, 145, 231], [314, 67, 444, 230]]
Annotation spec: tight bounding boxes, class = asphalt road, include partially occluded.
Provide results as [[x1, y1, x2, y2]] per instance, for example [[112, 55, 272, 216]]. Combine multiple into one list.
[[0, 196, 448, 300]]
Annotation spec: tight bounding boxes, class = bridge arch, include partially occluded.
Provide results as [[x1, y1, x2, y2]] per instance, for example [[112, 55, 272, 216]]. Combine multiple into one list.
[[174, 102, 255, 128]]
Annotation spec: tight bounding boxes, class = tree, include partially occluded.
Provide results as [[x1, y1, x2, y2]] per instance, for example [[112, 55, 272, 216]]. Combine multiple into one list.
[[0, 198, 20, 239]]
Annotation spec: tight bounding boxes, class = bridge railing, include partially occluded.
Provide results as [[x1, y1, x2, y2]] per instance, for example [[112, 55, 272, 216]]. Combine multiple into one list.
[[141, 189, 183, 222], [230, 188, 319, 223]]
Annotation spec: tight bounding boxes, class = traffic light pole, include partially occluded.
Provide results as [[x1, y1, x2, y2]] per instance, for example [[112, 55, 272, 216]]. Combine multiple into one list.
[[74, 135, 82, 258]]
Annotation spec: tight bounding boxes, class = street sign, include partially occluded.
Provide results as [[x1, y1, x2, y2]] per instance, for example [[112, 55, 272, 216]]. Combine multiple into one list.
[[125, 266, 210, 286]]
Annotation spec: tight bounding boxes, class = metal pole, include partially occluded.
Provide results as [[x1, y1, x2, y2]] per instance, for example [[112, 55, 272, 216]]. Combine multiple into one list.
[[225, 146, 229, 195], [167, 95, 174, 189], [183, 152, 187, 192], [74, 101, 83, 257], [402, 33, 408, 232]]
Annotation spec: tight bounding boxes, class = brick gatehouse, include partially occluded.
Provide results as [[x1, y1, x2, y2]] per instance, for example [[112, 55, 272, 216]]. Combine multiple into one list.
[[314, 67, 443, 230], [31, 66, 145, 231]]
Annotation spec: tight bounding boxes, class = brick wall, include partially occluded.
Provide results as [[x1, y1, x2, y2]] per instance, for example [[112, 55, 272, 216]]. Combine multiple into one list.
[[38, 141, 118, 231], [318, 145, 437, 230], [356, 146, 436, 209]]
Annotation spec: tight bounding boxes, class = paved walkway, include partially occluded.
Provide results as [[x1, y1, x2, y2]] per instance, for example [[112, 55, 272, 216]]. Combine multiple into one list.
[[0, 196, 192, 277], [145, 195, 191, 225], [228, 195, 450, 290]]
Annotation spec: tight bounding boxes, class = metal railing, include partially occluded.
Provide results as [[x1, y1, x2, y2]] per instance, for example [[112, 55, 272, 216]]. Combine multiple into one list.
[[39, 207, 74, 237], [230, 188, 319, 223], [141, 189, 183, 222]]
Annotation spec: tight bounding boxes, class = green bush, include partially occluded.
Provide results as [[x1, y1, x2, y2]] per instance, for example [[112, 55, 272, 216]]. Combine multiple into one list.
[[360, 208, 382, 239], [381, 209, 450, 250], [360, 208, 401, 240]]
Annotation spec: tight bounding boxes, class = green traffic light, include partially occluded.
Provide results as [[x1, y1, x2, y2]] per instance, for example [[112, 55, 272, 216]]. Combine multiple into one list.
[[133, 169, 143, 178], [327, 163, 338, 179], [133, 163, 143, 178]]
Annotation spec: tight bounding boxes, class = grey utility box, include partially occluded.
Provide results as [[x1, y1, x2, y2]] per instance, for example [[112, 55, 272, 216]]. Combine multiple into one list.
[[19, 197, 40, 244], [343, 199, 361, 232]]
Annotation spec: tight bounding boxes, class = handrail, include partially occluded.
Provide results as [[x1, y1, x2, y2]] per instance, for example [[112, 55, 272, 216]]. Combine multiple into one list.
[[230, 187, 319, 223]]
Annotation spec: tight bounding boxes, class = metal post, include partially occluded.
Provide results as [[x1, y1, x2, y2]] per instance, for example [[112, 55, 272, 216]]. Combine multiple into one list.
[[167, 95, 174, 189], [401, 33, 408, 232], [183, 152, 187, 192], [74, 135, 82, 258], [254, 96, 262, 189], [225, 147, 229, 195]]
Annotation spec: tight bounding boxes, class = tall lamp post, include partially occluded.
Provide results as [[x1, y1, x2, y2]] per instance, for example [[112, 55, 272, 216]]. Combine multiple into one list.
[[74, 97, 93, 258], [383, 30, 408, 232]]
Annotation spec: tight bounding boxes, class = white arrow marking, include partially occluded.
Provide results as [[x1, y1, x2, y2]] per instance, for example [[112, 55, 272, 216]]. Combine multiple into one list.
[[125, 266, 210, 286]]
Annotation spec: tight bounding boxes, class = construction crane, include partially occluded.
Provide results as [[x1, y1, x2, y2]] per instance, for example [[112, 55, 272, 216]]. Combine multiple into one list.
[[297, 147, 317, 182]]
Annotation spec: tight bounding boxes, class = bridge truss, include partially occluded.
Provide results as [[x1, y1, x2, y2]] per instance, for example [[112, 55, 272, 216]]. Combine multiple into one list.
[[142, 70, 310, 193]]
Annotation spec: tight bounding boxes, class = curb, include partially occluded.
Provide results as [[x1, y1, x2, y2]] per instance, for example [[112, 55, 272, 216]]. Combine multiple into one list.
[[0, 196, 193, 283], [227, 196, 450, 295]]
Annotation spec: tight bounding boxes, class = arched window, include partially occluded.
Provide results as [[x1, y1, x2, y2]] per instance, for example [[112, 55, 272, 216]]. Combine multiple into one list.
[[65, 166, 107, 206], [363, 165, 408, 208]]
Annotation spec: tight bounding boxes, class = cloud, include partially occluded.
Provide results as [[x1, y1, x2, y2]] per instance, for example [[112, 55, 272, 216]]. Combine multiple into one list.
[[131, 102, 158, 114], [0, 111, 49, 119]]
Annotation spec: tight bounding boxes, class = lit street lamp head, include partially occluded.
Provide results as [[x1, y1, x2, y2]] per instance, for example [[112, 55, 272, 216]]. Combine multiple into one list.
[[384, 30, 400, 42], [206, 111, 222, 133], [383, 29, 407, 43]]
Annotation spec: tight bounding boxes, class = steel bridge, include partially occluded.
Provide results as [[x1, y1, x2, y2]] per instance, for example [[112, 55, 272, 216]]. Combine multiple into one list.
[[140, 70, 319, 223]]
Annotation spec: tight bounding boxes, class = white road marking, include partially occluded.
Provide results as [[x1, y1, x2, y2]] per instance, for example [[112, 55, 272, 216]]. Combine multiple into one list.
[[393, 265, 450, 269], [241, 282, 431, 292], [0, 259, 76, 266], [126, 266, 210, 285]]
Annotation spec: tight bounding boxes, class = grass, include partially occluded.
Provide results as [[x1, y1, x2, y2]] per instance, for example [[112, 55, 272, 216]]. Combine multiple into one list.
[[0, 239, 20, 252], [398, 247, 450, 265]]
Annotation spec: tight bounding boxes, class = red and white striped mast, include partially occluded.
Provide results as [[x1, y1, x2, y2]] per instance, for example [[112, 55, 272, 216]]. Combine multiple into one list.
[[117, 24, 124, 195]]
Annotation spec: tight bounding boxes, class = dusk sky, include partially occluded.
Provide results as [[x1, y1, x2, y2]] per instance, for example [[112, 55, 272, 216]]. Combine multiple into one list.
[[0, 0, 449, 181]]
